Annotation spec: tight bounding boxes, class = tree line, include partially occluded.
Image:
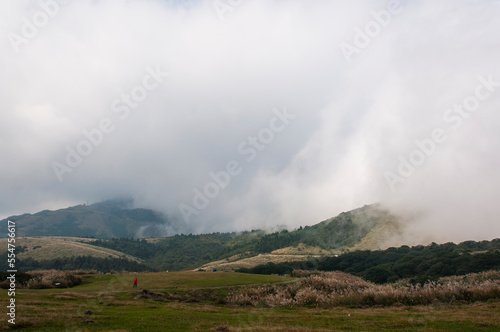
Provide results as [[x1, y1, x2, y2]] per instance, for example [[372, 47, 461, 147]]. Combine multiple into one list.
[[0, 253, 154, 273], [89, 211, 374, 272], [237, 239, 500, 284]]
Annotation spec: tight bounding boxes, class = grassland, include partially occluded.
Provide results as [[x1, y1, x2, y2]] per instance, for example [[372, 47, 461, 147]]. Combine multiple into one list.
[[197, 253, 325, 272], [2, 271, 499, 331], [197, 245, 333, 272], [0, 237, 142, 262]]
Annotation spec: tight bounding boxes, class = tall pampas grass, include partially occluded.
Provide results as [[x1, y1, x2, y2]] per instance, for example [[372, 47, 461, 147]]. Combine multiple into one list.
[[227, 271, 500, 307]]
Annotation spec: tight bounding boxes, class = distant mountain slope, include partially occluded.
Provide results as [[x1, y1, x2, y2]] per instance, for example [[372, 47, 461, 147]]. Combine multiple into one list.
[[0, 237, 143, 262], [1, 202, 405, 272], [92, 204, 403, 271], [279, 204, 401, 251], [0, 200, 180, 238], [206, 204, 400, 257], [194, 205, 404, 271]]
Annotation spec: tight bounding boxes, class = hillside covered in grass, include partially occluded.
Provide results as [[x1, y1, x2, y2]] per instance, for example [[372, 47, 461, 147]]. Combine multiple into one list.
[[2, 203, 403, 272], [0, 199, 179, 238], [5, 202, 499, 282], [90, 204, 402, 271]]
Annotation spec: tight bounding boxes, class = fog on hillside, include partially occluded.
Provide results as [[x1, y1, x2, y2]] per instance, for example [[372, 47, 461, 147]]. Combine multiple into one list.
[[1, 0, 499, 244]]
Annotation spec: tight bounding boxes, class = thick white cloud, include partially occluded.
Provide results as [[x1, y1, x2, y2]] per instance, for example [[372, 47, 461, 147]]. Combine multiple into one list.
[[1, 0, 499, 242]]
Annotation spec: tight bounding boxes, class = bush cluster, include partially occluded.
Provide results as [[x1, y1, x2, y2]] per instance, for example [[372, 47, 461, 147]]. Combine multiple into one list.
[[0, 270, 82, 289], [238, 239, 500, 284], [227, 270, 500, 307]]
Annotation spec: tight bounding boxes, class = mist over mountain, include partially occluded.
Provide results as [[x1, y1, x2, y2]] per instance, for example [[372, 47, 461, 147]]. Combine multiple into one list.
[[4, 200, 498, 276], [1, 0, 499, 243], [2, 201, 408, 272], [1, 200, 395, 243], [0, 199, 190, 239]]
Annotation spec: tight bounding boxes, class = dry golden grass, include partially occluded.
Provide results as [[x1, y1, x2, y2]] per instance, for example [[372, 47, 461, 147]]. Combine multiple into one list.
[[227, 271, 500, 307], [2, 271, 499, 331], [351, 215, 405, 251], [197, 254, 325, 272], [53, 292, 96, 300], [270, 244, 332, 256], [0, 236, 143, 262]]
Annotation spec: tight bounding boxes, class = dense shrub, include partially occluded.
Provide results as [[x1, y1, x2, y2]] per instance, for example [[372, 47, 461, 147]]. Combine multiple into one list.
[[13, 255, 153, 273], [227, 270, 500, 308], [0, 270, 83, 289], [240, 239, 500, 284]]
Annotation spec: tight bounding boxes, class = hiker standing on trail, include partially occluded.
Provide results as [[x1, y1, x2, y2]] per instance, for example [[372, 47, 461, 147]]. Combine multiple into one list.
[[133, 277, 138, 288]]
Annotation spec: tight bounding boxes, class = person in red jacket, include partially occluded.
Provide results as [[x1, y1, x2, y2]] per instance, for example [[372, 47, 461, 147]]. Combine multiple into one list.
[[133, 277, 138, 288]]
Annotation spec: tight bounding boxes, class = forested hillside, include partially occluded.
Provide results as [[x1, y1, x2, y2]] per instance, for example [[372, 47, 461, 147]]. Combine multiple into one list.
[[90, 204, 396, 271], [0, 200, 182, 238], [1, 204, 399, 272], [0, 255, 152, 273], [237, 239, 500, 284]]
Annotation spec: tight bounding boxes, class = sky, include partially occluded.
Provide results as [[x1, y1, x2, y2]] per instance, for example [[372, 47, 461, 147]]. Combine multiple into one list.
[[1, 0, 499, 243]]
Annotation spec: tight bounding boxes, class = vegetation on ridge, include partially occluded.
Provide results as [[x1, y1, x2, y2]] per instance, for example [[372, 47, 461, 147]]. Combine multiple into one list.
[[237, 239, 500, 284]]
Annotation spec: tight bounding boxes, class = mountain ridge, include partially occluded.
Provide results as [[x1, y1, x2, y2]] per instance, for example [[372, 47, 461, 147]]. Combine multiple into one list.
[[0, 200, 183, 238], [1, 201, 405, 272]]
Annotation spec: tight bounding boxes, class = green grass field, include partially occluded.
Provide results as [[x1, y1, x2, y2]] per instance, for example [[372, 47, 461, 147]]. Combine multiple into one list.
[[68, 271, 293, 292], [2, 271, 499, 331]]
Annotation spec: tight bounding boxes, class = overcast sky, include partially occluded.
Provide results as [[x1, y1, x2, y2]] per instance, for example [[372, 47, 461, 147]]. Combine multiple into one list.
[[1, 0, 499, 242]]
